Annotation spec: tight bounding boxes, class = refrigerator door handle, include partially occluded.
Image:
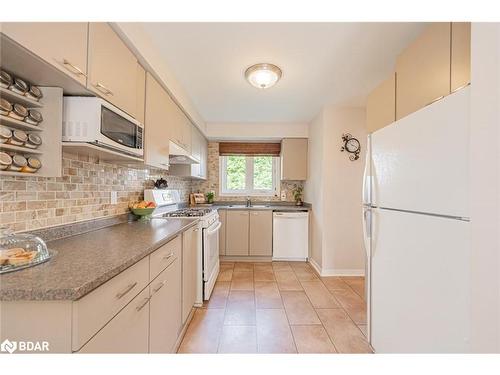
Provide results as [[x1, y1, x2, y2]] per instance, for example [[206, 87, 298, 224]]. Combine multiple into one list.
[[362, 208, 372, 257], [362, 136, 371, 205]]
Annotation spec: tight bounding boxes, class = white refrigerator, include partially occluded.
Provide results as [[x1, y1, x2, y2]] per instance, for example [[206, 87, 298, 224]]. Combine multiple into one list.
[[363, 87, 471, 353]]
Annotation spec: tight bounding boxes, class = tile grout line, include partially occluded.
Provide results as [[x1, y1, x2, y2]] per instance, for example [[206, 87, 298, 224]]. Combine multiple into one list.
[[292, 262, 340, 353], [275, 264, 299, 353], [317, 274, 372, 352]]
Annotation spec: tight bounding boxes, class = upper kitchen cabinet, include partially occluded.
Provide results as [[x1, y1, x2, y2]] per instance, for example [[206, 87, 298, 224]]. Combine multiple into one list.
[[396, 23, 451, 120], [136, 64, 146, 124], [144, 73, 171, 170], [87, 23, 143, 119], [190, 125, 208, 179], [1, 23, 89, 86], [169, 102, 192, 154], [281, 138, 307, 180], [366, 73, 396, 133], [451, 22, 471, 92]]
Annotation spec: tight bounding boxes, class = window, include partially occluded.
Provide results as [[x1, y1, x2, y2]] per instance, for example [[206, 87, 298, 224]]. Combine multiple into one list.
[[220, 155, 280, 196]]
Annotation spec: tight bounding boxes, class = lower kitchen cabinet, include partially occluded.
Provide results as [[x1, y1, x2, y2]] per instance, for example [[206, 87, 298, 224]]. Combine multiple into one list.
[[225, 210, 249, 256], [150, 258, 182, 353], [249, 210, 273, 256], [2, 227, 198, 353], [219, 209, 226, 255], [224, 209, 273, 257], [182, 225, 199, 324], [78, 287, 150, 353]]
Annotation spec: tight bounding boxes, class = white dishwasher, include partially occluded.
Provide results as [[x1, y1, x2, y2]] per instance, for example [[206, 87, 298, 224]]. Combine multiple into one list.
[[272, 211, 309, 261]]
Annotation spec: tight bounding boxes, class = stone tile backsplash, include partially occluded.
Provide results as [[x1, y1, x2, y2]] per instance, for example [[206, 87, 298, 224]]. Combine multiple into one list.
[[192, 142, 304, 202], [1, 142, 304, 233], [0, 151, 192, 232]]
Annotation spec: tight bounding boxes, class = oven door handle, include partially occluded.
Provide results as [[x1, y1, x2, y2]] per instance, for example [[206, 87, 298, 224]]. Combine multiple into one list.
[[206, 221, 222, 236]]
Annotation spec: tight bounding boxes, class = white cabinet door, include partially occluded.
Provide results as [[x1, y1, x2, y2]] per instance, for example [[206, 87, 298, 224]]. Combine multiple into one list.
[[144, 73, 171, 170], [87, 23, 139, 118], [149, 258, 182, 353], [78, 287, 150, 353], [2, 23, 89, 85], [182, 225, 200, 324]]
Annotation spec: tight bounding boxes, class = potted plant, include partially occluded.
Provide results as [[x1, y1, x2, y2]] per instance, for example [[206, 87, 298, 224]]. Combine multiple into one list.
[[206, 191, 215, 204], [293, 185, 304, 206]]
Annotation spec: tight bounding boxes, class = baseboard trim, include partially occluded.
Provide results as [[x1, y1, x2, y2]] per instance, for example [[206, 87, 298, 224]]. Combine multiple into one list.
[[321, 268, 365, 277], [307, 259, 365, 277], [308, 258, 322, 276], [220, 256, 272, 262]]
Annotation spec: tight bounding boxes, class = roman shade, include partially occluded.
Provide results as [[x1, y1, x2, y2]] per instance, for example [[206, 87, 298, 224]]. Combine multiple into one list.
[[218, 142, 281, 156]]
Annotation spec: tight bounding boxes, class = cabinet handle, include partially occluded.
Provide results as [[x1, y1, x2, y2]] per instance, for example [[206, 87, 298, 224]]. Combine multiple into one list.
[[163, 252, 175, 261], [193, 228, 199, 232], [94, 82, 114, 96], [136, 297, 151, 312], [152, 280, 167, 294], [62, 59, 87, 77], [116, 282, 138, 299]]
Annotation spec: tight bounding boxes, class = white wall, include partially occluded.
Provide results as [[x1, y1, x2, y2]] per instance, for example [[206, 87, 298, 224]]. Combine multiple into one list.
[[206, 122, 308, 141], [469, 22, 500, 353], [305, 112, 324, 269], [306, 106, 367, 276], [322, 107, 367, 274]]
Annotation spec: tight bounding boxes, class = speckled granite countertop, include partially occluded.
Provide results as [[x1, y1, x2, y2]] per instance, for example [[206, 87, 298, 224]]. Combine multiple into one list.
[[205, 202, 311, 211], [0, 218, 198, 302]]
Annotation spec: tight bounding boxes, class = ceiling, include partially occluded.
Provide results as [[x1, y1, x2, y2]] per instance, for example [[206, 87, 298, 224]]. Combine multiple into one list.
[[140, 22, 426, 123]]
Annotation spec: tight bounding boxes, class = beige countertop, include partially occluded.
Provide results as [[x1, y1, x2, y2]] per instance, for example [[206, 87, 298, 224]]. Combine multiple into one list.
[[0, 218, 198, 302]]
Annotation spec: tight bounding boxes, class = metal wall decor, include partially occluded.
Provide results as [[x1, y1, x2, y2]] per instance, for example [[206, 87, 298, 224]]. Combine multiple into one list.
[[340, 133, 361, 161]]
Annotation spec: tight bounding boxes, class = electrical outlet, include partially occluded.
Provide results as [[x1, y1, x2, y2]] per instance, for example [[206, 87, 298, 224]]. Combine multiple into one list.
[[280, 191, 287, 201], [110, 191, 118, 205]]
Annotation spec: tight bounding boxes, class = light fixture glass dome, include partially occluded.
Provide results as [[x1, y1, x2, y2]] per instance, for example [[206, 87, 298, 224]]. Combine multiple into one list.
[[245, 63, 282, 89]]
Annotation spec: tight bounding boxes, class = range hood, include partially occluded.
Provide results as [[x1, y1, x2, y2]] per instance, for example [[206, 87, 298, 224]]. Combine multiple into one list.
[[169, 141, 200, 165]]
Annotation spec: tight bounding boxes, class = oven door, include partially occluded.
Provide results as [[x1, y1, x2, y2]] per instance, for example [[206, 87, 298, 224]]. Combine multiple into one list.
[[203, 220, 221, 300]]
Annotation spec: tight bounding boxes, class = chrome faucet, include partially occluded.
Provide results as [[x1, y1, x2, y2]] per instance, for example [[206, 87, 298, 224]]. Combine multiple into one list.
[[246, 196, 252, 207]]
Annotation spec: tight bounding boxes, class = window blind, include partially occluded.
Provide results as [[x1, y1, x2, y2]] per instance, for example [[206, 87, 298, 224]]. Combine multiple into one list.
[[218, 142, 281, 156]]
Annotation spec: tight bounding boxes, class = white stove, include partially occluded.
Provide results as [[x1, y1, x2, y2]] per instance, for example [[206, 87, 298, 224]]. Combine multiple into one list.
[[144, 189, 220, 301]]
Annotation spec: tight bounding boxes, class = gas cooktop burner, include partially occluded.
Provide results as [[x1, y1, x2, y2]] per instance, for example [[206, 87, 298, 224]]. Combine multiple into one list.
[[163, 208, 214, 217]]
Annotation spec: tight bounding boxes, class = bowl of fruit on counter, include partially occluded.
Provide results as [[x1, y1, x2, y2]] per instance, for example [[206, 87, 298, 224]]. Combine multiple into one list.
[[130, 201, 157, 221]]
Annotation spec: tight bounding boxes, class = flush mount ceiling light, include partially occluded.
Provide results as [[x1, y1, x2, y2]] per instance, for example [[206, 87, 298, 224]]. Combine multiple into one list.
[[245, 63, 282, 89]]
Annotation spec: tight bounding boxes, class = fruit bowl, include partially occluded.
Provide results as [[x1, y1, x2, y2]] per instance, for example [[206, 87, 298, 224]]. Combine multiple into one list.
[[131, 207, 155, 220], [129, 201, 156, 221]]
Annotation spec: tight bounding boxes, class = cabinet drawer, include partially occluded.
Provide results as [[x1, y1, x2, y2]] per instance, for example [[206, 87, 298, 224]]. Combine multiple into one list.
[[72, 256, 149, 351], [150, 236, 182, 280], [78, 287, 150, 353]]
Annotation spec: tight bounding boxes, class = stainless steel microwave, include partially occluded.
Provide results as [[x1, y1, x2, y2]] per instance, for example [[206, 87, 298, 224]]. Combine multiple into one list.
[[62, 97, 144, 158]]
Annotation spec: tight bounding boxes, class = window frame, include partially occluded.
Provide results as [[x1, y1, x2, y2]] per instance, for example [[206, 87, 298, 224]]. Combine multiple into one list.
[[219, 155, 280, 197]]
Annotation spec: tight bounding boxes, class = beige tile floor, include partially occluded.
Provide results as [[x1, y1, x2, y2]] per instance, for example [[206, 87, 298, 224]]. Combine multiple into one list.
[[177, 261, 373, 354]]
